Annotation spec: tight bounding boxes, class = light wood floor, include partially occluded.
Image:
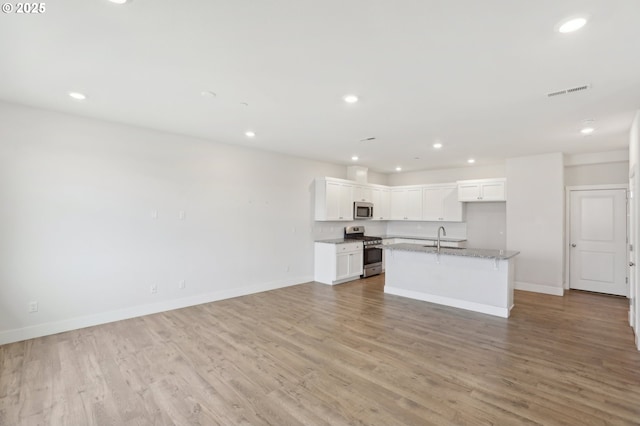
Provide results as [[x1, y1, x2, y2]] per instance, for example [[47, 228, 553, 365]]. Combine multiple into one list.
[[1, 275, 640, 425]]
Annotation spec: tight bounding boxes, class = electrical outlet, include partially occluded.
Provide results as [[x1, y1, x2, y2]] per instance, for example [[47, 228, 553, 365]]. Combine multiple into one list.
[[28, 301, 38, 313], [286, 265, 290, 272], [179, 210, 186, 220], [179, 280, 185, 289], [150, 284, 158, 294], [151, 210, 158, 219]]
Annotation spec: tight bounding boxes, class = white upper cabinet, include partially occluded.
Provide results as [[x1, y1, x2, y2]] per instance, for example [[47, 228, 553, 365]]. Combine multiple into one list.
[[371, 187, 391, 220], [457, 178, 506, 202], [315, 178, 354, 221], [422, 184, 464, 222], [353, 185, 373, 203], [314, 176, 506, 222], [390, 187, 423, 220]]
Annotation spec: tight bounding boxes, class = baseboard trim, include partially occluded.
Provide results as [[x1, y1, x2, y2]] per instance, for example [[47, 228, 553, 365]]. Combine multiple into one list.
[[384, 286, 510, 318], [515, 281, 564, 296], [0, 276, 312, 346]]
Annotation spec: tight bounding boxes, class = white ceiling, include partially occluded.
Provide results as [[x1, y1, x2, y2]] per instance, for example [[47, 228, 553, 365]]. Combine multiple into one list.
[[1, 0, 639, 173]]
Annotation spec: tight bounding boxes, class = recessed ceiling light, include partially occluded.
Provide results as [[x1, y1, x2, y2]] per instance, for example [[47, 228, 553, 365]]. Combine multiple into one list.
[[344, 95, 359, 103], [433, 143, 443, 149], [68, 92, 86, 101], [351, 156, 359, 161], [395, 167, 402, 172], [109, 0, 129, 4], [201, 91, 216, 98], [467, 158, 476, 164], [558, 17, 587, 33], [245, 131, 255, 138], [581, 127, 595, 135]]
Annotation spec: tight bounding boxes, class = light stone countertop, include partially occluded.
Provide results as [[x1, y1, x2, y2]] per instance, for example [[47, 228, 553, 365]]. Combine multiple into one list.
[[384, 243, 519, 260]]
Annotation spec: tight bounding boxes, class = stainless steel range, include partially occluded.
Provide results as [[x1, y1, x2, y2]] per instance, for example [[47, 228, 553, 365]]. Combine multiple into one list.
[[344, 226, 383, 278]]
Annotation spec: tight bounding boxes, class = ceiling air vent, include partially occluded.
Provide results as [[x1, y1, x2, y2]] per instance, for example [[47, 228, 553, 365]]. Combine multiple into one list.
[[547, 84, 591, 98]]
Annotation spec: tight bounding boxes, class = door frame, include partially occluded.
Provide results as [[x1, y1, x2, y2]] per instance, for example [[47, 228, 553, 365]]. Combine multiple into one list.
[[564, 184, 629, 293], [630, 166, 639, 348]]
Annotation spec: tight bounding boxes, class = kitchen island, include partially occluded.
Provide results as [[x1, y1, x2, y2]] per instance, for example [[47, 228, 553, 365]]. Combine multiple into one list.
[[384, 243, 519, 318]]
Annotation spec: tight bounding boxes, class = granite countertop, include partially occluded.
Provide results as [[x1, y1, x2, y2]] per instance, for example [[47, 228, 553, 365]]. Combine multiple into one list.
[[384, 243, 519, 260], [378, 234, 467, 243], [315, 234, 468, 244], [315, 238, 354, 244]]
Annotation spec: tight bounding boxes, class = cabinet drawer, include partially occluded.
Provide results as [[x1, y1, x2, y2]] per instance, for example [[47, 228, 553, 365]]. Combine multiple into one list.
[[338, 242, 362, 252]]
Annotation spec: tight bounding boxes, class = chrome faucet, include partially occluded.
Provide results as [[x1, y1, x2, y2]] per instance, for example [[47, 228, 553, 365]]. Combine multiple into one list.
[[437, 226, 446, 252]]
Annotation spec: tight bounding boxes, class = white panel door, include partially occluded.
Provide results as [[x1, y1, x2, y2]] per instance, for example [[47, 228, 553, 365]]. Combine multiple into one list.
[[570, 189, 627, 296]]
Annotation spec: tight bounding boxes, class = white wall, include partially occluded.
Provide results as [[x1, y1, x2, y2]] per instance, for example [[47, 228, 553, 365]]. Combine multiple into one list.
[[387, 164, 505, 186], [565, 162, 629, 186], [0, 101, 349, 344], [630, 117, 639, 172], [506, 153, 565, 295], [313, 220, 388, 240], [465, 203, 507, 250], [386, 221, 467, 240]]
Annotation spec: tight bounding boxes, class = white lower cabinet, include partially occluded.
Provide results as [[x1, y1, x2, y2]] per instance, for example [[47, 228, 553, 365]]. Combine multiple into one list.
[[314, 242, 363, 285]]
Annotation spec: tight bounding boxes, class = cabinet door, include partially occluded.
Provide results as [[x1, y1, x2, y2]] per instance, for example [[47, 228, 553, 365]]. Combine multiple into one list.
[[441, 186, 463, 221], [405, 188, 423, 220], [371, 188, 390, 220], [422, 187, 443, 221], [348, 251, 363, 276], [353, 186, 373, 203], [391, 188, 422, 220], [480, 182, 505, 201], [457, 183, 481, 201], [336, 252, 350, 280], [338, 184, 354, 220], [324, 182, 354, 220], [390, 189, 407, 220], [325, 181, 343, 220]]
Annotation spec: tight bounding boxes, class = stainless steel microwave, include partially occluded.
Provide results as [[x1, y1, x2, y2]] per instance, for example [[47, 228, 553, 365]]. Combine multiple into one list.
[[354, 202, 374, 219]]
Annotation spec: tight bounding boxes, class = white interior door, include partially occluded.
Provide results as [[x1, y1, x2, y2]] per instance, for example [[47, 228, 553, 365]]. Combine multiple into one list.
[[570, 189, 628, 296]]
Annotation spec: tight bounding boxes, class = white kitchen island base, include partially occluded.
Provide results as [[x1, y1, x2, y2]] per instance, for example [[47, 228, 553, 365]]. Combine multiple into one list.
[[384, 245, 518, 318]]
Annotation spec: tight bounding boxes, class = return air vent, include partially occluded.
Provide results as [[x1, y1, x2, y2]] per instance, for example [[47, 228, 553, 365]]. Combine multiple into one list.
[[547, 84, 591, 98]]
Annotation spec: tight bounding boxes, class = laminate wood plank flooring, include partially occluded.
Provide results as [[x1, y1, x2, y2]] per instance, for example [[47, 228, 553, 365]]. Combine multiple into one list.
[[1, 275, 640, 425]]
